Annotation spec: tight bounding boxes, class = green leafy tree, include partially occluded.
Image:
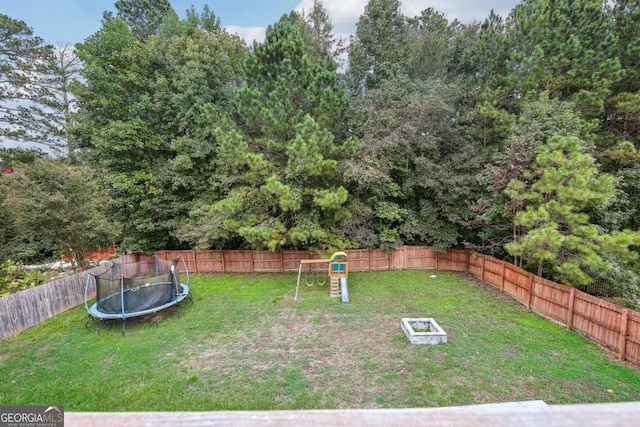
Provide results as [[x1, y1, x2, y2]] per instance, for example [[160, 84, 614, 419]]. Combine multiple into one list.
[[604, 0, 640, 145], [185, 4, 221, 32], [452, 11, 509, 90], [284, 0, 344, 65], [596, 2, 640, 234], [0, 157, 119, 269], [345, 76, 481, 249], [505, 135, 640, 285], [347, 0, 407, 91], [104, 0, 177, 39], [404, 8, 461, 81], [73, 13, 246, 251], [185, 20, 354, 251], [448, 12, 517, 160]]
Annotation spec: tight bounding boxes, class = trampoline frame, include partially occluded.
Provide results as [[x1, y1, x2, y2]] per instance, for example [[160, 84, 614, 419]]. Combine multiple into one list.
[[84, 255, 192, 335]]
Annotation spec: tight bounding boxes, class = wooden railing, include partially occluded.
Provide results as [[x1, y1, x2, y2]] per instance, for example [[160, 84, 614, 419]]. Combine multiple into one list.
[[2, 247, 640, 367], [63, 401, 640, 427]]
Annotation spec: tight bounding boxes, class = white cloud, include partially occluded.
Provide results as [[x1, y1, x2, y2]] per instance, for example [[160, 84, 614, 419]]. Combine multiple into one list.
[[224, 25, 267, 44]]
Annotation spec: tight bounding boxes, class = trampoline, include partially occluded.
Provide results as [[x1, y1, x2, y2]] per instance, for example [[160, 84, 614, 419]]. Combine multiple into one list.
[[84, 255, 191, 334]]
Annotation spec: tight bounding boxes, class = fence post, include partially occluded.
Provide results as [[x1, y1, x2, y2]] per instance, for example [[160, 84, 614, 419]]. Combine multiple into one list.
[[435, 251, 439, 271], [405, 246, 409, 270], [193, 250, 198, 273], [500, 262, 505, 291], [280, 251, 284, 273], [481, 255, 486, 282], [403, 246, 407, 270], [619, 310, 630, 361], [466, 250, 470, 274], [567, 288, 576, 330], [527, 274, 535, 309]]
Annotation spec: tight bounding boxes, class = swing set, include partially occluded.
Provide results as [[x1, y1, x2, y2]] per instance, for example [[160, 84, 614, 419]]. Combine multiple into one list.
[[294, 252, 349, 301]]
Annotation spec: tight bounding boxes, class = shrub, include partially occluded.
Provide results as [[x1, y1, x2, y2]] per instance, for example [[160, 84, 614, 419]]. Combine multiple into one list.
[[0, 260, 51, 297]]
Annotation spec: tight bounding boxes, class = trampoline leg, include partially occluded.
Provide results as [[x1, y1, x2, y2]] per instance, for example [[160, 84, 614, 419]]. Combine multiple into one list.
[[153, 312, 159, 327], [187, 292, 193, 305], [121, 320, 126, 336], [97, 319, 104, 335]]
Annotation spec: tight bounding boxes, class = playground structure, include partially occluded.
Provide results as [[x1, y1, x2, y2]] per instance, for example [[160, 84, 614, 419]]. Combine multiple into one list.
[[295, 252, 349, 303], [84, 255, 191, 335]]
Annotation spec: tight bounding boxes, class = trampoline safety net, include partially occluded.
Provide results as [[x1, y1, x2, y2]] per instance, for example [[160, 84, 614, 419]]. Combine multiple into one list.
[[93, 256, 182, 315]]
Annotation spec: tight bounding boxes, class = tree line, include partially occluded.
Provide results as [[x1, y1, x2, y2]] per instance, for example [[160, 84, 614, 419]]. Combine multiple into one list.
[[1, 0, 639, 304]]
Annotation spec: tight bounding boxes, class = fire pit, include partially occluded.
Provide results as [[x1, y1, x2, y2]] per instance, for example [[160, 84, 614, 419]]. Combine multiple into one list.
[[401, 318, 447, 345]]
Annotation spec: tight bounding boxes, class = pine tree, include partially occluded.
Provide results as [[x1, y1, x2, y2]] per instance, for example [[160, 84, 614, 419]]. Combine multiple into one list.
[[36, 44, 82, 159], [198, 21, 355, 251], [505, 135, 633, 285], [506, 0, 622, 118], [0, 14, 70, 154]]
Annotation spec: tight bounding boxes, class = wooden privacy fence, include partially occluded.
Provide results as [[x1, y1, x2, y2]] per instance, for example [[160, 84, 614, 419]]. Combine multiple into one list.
[[2, 247, 640, 367], [468, 253, 640, 365], [146, 247, 640, 365], [144, 247, 470, 274], [0, 254, 136, 342]]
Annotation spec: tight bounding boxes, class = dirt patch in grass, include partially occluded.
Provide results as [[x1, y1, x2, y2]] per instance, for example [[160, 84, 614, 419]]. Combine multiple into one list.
[[185, 309, 407, 408]]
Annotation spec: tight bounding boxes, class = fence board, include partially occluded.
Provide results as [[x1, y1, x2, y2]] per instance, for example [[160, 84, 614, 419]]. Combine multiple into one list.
[[155, 250, 197, 273], [223, 251, 253, 273], [0, 256, 123, 341], [391, 248, 405, 270], [252, 251, 283, 273], [193, 251, 224, 273], [282, 251, 312, 273], [436, 249, 468, 272], [369, 249, 392, 271], [571, 292, 624, 353], [405, 247, 436, 270], [482, 258, 503, 289], [468, 253, 484, 278], [530, 277, 570, 324], [346, 249, 372, 272], [625, 313, 640, 365], [0, 296, 13, 339], [502, 264, 531, 304]]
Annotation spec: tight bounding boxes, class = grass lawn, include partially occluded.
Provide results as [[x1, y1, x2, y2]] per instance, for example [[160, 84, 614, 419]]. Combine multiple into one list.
[[1, 270, 639, 411]]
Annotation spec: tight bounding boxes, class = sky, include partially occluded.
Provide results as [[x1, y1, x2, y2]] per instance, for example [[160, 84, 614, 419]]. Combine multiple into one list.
[[3, 0, 522, 46]]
